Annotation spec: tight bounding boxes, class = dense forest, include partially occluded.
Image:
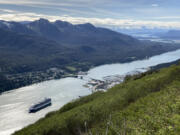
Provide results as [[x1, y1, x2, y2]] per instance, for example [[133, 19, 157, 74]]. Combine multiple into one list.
[[14, 62, 180, 135]]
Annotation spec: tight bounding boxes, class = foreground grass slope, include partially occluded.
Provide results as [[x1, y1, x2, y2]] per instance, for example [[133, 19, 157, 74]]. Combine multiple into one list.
[[14, 64, 180, 135]]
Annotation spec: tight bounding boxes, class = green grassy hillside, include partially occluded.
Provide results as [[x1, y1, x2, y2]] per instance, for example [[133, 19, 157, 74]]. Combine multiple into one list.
[[14, 63, 180, 135]]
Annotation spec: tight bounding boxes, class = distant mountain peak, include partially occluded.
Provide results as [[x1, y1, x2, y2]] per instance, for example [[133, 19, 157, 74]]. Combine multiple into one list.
[[0, 20, 12, 28], [77, 23, 95, 29], [54, 20, 72, 27], [84, 23, 94, 27], [36, 18, 50, 24]]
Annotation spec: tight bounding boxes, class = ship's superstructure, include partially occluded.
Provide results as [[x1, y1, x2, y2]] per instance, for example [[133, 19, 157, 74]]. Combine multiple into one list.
[[29, 98, 52, 113]]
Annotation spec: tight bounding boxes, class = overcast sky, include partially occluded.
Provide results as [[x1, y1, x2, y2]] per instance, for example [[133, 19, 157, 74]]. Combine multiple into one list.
[[0, 0, 180, 29]]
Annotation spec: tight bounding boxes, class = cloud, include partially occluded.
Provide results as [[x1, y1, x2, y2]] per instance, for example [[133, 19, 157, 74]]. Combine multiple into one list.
[[152, 4, 159, 7], [0, 9, 15, 13], [0, 0, 101, 7], [154, 16, 180, 19], [0, 10, 180, 29], [0, 0, 179, 22], [0, 0, 179, 29]]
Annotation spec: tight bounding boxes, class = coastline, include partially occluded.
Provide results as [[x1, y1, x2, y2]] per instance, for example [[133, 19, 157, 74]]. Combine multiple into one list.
[[1, 49, 180, 135], [1, 48, 180, 95]]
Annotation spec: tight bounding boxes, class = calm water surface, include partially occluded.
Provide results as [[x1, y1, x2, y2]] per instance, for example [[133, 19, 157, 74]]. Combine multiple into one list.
[[87, 49, 180, 80], [1, 49, 180, 135], [0, 78, 90, 135]]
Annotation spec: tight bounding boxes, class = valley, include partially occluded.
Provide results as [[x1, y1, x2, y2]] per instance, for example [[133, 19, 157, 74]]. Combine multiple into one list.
[[0, 19, 180, 93], [1, 1, 180, 135]]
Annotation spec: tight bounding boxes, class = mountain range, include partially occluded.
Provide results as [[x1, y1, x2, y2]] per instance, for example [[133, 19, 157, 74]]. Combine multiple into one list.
[[0, 18, 141, 47], [0, 18, 179, 73], [0, 18, 179, 93], [160, 30, 180, 39]]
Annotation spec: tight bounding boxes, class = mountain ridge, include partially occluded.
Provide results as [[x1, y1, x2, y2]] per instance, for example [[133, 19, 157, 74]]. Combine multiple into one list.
[[0, 18, 139, 46], [161, 29, 180, 39], [0, 19, 179, 93]]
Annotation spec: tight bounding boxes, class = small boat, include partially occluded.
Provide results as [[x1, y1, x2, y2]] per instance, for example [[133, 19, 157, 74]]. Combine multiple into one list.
[[29, 98, 52, 113]]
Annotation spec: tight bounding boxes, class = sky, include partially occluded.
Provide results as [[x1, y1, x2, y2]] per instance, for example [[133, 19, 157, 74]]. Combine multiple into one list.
[[0, 0, 180, 29]]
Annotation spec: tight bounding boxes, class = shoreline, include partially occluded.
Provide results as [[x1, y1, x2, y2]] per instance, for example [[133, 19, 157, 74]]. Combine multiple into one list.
[[1, 50, 180, 135], [1, 48, 180, 95]]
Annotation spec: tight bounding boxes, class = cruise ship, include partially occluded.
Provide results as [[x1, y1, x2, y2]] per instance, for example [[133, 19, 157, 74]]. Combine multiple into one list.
[[29, 98, 52, 113]]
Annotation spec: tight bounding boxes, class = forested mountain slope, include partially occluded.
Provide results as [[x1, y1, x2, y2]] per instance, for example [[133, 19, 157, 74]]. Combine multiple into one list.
[[0, 19, 179, 93]]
